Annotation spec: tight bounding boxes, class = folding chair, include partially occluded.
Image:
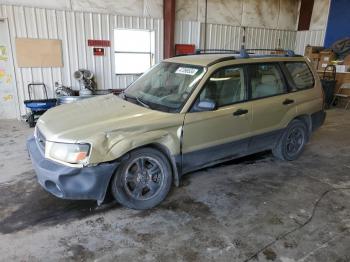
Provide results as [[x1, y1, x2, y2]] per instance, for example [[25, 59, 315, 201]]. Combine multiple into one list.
[[332, 83, 350, 110]]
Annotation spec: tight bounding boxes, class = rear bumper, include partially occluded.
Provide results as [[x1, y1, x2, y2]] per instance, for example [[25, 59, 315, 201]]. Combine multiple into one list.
[[27, 136, 118, 204], [311, 110, 326, 131]]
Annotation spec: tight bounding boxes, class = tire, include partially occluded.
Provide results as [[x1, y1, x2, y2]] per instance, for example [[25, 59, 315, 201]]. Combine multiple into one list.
[[111, 147, 172, 210], [272, 119, 308, 161], [28, 114, 35, 128]]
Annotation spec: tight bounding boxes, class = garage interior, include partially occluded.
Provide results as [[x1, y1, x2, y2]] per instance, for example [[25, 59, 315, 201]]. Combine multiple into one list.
[[0, 0, 350, 261]]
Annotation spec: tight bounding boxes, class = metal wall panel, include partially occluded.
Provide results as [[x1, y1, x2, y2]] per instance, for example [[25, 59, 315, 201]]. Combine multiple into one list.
[[0, 3, 325, 119], [201, 23, 297, 51], [175, 20, 200, 47], [294, 30, 326, 55], [0, 4, 163, 117]]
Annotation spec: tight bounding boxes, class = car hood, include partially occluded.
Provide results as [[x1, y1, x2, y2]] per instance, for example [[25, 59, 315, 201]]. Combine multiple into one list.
[[37, 94, 177, 142]]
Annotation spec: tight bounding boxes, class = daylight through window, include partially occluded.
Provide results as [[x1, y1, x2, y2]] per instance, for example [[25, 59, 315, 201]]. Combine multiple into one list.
[[114, 29, 155, 74]]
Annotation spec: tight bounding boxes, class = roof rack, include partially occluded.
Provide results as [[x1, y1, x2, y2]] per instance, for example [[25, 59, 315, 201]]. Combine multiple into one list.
[[178, 48, 296, 57], [245, 48, 296, 57], [195, 49, 240, 54], [175, 48, 299, 66]]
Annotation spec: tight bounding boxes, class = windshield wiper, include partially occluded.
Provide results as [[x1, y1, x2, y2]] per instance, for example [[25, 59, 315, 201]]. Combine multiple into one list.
[[122, 92, 151, 109], [135, 96, 150, 109]]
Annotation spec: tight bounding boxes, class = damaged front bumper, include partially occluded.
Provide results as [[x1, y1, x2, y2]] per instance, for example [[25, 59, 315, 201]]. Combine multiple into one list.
[[27, 136, 119, 204]]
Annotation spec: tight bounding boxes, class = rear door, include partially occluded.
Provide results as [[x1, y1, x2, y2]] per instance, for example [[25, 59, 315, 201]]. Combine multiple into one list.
[[247, 62, 297, 151], [182, 65, 252, 173], [281, 61, 321, 115]]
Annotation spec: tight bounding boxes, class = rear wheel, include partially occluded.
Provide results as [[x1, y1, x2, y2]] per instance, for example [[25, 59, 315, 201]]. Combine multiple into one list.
[[111, 148, 172, 210], [273, 119, 308, 161]]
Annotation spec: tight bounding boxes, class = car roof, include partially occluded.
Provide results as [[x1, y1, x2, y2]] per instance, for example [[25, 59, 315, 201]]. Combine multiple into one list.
[[165, 54, 236, 67], [165, 53, 305, 67]]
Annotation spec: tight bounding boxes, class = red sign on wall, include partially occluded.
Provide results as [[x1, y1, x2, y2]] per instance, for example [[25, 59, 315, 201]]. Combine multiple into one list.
[[88, 40, 111, 47], [93, 48, 105, 56]]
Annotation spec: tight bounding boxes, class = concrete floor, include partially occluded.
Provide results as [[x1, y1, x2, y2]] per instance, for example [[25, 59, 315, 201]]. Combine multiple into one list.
[[0, 109, 350, 262]]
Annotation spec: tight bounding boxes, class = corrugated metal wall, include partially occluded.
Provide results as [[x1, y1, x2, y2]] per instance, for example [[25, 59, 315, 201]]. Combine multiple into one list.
[[175, 20, 200, 47], [294, 30, 326, 55], [0, 3, 327, 119], [0, 4, 163, 116], [175, 22, 323, 66], [201, 23, 297, 51]]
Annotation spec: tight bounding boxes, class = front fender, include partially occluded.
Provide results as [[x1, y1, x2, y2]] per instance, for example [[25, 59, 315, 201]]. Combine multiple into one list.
[[104, 129, 182, 186], [107, 129, 181, 161]]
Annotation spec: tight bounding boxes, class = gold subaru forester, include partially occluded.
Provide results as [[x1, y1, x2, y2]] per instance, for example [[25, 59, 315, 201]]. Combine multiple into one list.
[[27, 49, 326, 209]]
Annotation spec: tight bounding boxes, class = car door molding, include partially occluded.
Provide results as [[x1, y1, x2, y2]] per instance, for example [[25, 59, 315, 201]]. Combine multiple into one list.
[[180, 127, 285, 174]]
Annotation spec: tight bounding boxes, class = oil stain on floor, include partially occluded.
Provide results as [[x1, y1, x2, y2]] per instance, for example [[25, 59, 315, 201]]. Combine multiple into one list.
[[0, 171, 116, 234]]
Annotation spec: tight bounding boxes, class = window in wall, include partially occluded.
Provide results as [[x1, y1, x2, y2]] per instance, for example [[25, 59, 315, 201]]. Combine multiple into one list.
[[114, 29, 155, 74], [197, 66, 246, 108], [285, 62, 314, 91], [249, 64, 286, 99]]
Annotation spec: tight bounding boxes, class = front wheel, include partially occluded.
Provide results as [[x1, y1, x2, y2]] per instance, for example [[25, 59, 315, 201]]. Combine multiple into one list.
[[272, 119, 308, 161], [111, 148, 172, 210]]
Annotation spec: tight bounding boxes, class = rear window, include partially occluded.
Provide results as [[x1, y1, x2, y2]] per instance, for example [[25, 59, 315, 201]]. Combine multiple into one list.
[[285, 62, 314, 91]]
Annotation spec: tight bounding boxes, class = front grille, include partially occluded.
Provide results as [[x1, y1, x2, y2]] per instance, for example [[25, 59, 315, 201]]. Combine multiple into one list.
[[36, 128, 46, 152]]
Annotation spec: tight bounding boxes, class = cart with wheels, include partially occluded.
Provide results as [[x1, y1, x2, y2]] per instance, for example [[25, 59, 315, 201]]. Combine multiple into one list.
[[320, 65, 337, 108], [23, 83, 57, 127]]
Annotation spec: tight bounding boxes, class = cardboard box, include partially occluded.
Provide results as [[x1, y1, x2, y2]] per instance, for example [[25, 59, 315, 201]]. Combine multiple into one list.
[[343, 54, 350, 65], [309, 53, 320, 59], [309, 58, 320, 70], [319, 50, 336, 62], [304, 45, 324, 58], [305, 46, 323, 71], [318, 50, 336, 71]]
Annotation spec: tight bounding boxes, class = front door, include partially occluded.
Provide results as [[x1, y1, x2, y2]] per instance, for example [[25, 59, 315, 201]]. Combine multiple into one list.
[[182, 65, 252, 173], [0, 18, 17, 119]]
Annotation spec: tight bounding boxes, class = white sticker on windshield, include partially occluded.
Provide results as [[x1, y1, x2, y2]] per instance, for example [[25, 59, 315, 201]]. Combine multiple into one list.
[[175, 67, 198, 76]]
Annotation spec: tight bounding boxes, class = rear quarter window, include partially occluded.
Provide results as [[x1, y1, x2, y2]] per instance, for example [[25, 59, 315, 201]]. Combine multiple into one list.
[[285, 62, 314, 91]]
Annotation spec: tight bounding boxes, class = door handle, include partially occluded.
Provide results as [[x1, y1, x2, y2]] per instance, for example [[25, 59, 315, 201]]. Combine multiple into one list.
[[233, 109, 249, 116], [283, 98, 295, 105]]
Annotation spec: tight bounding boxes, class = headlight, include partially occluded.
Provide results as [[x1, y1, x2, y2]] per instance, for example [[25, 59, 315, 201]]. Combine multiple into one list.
[[46, 141, 90, 165]]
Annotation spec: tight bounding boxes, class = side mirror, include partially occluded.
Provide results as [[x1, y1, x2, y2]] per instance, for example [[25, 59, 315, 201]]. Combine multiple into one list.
[[196, 99, 216, 111]]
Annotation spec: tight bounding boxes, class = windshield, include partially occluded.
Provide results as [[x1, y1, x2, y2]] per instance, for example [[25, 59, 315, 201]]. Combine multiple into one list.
[[124, 62, 205, 112]]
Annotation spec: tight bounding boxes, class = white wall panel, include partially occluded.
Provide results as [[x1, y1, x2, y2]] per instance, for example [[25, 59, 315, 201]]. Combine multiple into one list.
[[177, 0, 300, 31], [175, 20, 200, 47], [0, 0, 164, 18], [310, 0, 330, 30], [0, 0, 71, 10], [202, 23, 296, 51], [0, 4, 163, 117], [294, 30, 325, 55]]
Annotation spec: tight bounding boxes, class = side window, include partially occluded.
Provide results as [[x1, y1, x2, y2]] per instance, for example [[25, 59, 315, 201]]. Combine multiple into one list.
[[249, 63, 286, 99], [196, 66, 246, 108], [285, 62, 314, 91]]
